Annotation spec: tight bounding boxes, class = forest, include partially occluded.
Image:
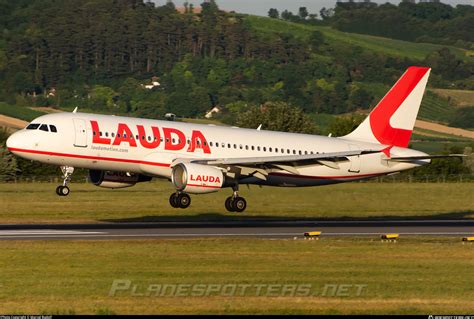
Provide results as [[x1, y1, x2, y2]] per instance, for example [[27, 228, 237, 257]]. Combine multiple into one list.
[[0, 0, 472, 123]]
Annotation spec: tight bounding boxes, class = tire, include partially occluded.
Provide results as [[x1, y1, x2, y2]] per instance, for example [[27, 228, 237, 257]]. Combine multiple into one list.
[[233, 197, 247, 213], [178, 193, 191, 209], [56, 186, 62, 196], [225, 196, 235, 212], [60, 186, 70, 196], [169, 193, 179, 208]]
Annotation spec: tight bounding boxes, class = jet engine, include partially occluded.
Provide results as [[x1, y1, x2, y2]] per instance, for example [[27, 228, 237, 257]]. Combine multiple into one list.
[[171, 163, 225, 194], [89, 170, 152, 189]]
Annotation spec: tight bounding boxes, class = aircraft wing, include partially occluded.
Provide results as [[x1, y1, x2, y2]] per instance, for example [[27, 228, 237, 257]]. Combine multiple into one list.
[[189, 149, 382, 166]]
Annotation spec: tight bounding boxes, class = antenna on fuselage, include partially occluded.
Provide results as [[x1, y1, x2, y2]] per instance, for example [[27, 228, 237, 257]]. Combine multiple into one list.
[[72, 107, 78, 113]]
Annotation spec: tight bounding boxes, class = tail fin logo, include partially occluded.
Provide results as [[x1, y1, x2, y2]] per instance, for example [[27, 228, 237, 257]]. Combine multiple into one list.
[[369, 67, 430, 147]]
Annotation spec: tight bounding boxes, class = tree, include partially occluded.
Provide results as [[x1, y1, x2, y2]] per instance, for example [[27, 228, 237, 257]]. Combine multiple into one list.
[[236, 102, 318, 134], [281, 10, 293, 21], [298, 7, 309, 20], [268, 8, 279, 19], [327, 115, 365, 136], [0, 128, 18, 181]]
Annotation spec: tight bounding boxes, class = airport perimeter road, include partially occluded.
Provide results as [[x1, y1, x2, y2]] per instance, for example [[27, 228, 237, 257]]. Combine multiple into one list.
[[0, 219, 472, 240]]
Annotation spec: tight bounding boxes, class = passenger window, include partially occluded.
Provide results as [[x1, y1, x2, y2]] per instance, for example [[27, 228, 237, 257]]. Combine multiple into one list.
[[39, 124, 49, 132], [263, 147, 266, 152], [257, 146, 261, 151], [251, 146, 255, 151], [26, 123, 40, 130], [210, 142, 213, 147], [112, 133, 115, 137], [245, 145, 249, 150], [49, 125, 57, 133], [105, 132, 109, 137]]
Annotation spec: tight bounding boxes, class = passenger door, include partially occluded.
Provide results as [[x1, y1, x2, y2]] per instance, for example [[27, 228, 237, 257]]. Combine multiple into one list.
[[73, 119, 88, 147]]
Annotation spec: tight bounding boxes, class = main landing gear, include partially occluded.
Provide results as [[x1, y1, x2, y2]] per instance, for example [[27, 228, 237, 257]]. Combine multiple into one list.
[[169, 192, 191, 209], [225, 186, 247, 213], [56, 166, 74, 197], [167, 186, 247, 213]]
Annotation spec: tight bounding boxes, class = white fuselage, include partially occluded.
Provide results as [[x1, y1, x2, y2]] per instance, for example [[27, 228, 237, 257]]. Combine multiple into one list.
[[6, 112, 429, 187]]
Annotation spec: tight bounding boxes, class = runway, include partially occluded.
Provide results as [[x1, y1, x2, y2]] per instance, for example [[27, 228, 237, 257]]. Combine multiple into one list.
[[0, 219, 473, 240]]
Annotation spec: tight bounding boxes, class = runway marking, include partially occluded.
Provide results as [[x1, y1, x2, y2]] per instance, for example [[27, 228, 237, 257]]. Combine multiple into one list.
[[0, 230, 105, 236]]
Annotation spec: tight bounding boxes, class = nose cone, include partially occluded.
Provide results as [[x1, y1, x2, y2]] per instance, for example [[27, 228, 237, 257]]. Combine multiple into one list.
[[6, 131, 22, 152]]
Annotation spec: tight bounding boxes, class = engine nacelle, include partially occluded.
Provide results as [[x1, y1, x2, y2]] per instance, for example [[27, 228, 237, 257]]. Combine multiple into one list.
[[172, 163, 224, 194], [89, 170, 152, 189]]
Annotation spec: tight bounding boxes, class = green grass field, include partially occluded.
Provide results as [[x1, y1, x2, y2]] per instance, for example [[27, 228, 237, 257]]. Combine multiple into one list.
[[431, 89, 474, 107], [0, 238, 473, 314], [0, 182, 473, 224], [0, 102, 46, 122], [245, 16, 469, 61]]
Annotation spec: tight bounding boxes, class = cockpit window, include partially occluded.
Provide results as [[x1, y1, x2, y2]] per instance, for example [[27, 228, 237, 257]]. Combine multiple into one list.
[[26, 123, 40, 130], [39, 124, 49, 132], [49, 125, 57, 133]]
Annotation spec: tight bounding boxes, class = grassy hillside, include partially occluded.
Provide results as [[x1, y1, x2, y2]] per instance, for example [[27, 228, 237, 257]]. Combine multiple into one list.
[[431, 89, 474, 107], [245, 16, 469, 61], [0, 102, 46, 122]]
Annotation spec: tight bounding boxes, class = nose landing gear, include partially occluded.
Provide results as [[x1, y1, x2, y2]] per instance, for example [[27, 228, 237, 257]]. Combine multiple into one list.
[[56, 166, 74, 197]]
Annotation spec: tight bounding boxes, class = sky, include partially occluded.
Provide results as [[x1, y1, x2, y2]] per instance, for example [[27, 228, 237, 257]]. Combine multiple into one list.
[[152, 0, 474, 16]]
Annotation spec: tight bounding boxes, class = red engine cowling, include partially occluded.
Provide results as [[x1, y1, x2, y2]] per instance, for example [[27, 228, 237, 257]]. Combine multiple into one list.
[[89, 170, 152, 189], [171, 163, 224, 194]]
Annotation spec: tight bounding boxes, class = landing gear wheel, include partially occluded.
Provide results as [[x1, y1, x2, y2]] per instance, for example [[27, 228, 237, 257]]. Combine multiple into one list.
[[56, 166, 74, 196], [177, 193, 191, 209], [233, 197, 247, 213], [225, 196, 247, 213], [56, 186, 70, 197], [225, 196, 235, 212], [169, 193, 180, 208]]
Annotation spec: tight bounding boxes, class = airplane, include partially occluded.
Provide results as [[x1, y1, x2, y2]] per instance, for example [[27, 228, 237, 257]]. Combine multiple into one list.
[[6, 66, 461, 213]]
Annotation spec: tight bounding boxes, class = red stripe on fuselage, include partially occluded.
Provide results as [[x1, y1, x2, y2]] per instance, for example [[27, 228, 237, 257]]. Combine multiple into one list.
[[7, 147, 170, 167]]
